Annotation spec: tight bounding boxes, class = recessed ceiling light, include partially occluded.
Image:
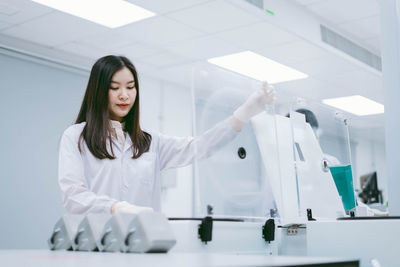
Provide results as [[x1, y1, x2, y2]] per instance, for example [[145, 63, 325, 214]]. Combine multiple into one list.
[[322, 95, 384, 116], [32, 0, 155, 28], [207, 51, 308, 84]]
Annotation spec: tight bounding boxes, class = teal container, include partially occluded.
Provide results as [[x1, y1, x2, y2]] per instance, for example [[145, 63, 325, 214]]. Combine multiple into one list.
[[329, 164, 356, 210]]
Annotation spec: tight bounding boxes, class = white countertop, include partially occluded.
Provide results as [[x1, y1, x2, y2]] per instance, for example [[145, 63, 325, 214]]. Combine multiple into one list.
[[0, 250, 359, 267]]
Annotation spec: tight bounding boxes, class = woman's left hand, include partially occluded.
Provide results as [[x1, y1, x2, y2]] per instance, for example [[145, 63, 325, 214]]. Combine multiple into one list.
[[233, 81, 276, 124]]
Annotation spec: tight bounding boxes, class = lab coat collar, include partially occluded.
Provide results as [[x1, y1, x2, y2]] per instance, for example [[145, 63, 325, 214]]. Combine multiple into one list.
[[109, 120, 125, 129], [108, 133, 132, 154], [109, 120, 130, 153], [124, 134, 133, 153]]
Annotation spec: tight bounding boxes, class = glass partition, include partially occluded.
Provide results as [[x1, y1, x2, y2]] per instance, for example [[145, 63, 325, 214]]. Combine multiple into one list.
[[191, 63, 281, 219], [289, 98, 355, 219], [190, 64, 355, 222]]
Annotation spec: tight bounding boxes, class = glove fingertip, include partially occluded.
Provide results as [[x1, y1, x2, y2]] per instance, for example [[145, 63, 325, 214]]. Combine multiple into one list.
[[261, 80, 269, 86]]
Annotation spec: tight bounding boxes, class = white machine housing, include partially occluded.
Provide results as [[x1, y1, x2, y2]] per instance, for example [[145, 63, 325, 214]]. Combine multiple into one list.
[[125, 212, 176, 253], [48, 214, 84, 251], [74, 213, 111, 251]]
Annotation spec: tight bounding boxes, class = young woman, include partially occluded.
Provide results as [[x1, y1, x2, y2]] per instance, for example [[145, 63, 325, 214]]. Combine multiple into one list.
[[58, 55, 276, 215]]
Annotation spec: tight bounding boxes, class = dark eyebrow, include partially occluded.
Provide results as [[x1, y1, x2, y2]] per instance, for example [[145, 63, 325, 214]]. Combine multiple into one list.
[[110, 80, 135, 84]]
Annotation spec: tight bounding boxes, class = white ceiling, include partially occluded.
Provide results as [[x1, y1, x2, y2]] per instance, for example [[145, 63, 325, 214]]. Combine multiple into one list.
[[0, 0, 384, 140], [294, 0, 381, 53]]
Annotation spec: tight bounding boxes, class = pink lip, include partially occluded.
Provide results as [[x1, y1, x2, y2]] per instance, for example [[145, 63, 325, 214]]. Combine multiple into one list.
[[117, 104, 129, 109]]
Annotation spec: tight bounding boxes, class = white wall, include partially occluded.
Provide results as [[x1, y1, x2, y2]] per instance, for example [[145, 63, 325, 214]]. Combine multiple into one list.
[[0, 50, 88, 249]]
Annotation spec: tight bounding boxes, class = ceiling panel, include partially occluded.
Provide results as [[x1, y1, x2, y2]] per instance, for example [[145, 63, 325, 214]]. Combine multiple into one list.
[[125, 0, 212, 15], [58, 41, 112, 61], [0, 0, 53, 26], [305, 0, 379, 24], [227, 0, 273, 22], [165, 36, 241, 60], [363, 36, 380, 53], [114, 16, 204, 46], [290, 54, 359, 76], [0, 20, 11, 30], [255, 40, 331, 66], [214, 21, 299, 50], [141, 51, 193, 69], [77, 16, 203, 50], [294, 0, 324, 5], [313, 70, 383, 102], [113, 42, 163, 60], [294, 0, 381, 58], [166, 0, 262, 34], [275, 76, 339, 101], [2, 12, 108, 47], [0, 2, 19, 15], [76, 29, 136, 50], [336, 15, 380, 40]]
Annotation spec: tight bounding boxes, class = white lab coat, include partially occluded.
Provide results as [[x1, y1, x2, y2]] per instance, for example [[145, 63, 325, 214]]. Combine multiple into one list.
[[58, 117, 239, 214]]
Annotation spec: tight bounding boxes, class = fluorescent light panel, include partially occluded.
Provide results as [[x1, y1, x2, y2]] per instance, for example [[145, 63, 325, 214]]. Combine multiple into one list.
[[207, 51, 308, 84], [323, 95, 384, 116], [32, 0, 155, 28]]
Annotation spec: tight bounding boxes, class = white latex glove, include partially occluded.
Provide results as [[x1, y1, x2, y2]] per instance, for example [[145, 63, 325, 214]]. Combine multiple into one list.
[[369, 207, 389, 217], [111, 201, 154, 214], [232, 81, 276, 130], [357, 202, 389, 217]]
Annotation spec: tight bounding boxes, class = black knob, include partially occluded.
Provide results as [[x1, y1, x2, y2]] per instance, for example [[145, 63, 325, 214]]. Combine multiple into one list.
[[238, 147, 246, 159]]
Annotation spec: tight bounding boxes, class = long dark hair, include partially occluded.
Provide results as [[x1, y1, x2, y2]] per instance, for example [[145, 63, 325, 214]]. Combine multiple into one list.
[[76, 55, 151, 159]]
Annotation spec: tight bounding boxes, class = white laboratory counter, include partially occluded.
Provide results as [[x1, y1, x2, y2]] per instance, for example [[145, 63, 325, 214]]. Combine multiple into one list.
[[0, 250, 358, 267]]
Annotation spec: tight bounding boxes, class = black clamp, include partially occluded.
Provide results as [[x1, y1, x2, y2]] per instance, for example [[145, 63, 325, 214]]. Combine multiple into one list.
[[207, 205, 214, 215], [307, 208, 316, 221], [198, 216, 213, 244], [262, 219, 275, 242]]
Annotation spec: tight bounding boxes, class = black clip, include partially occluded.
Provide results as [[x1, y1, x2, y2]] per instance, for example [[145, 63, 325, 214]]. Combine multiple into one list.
[[207, 205, 214, 215], [262, 219, 275, 242], [307, 208, 316, 221], [198, 216, 213, 244]]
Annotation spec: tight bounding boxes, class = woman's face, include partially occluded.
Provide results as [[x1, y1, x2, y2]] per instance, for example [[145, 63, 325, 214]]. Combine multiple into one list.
[[108, 67, 137, 122]]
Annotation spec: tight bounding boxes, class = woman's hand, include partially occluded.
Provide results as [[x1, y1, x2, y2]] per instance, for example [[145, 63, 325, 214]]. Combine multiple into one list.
[[232, 81, 276, 131], [111, 201, 154, 214]]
